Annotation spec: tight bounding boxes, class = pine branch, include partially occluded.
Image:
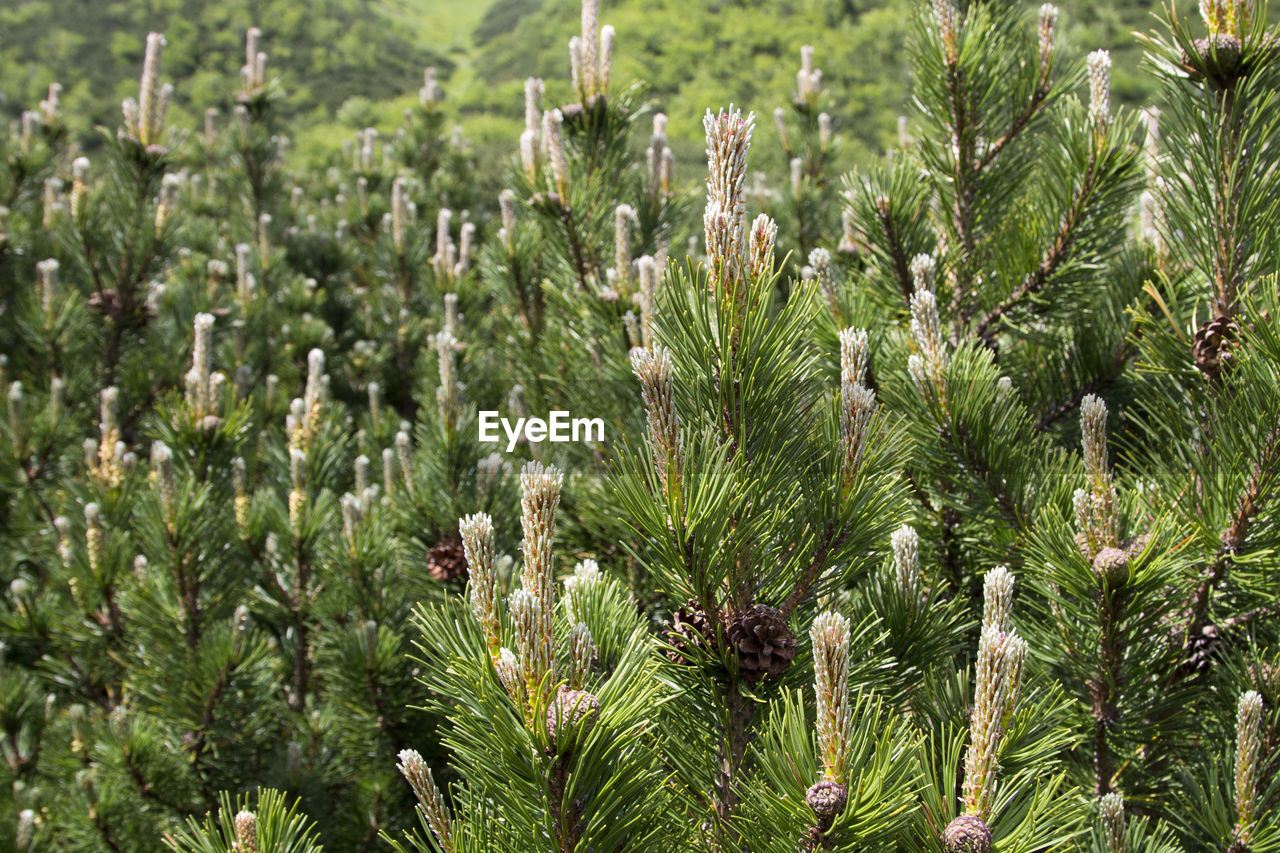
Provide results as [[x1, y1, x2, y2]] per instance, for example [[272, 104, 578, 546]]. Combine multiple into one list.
[[1186, 415, 1280, 637], [873, 195, 915, 300], [971, 157, 1099, 342]]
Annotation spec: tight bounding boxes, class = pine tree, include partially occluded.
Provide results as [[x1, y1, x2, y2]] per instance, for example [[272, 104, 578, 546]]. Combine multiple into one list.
[[1, 0, 1279, 850]]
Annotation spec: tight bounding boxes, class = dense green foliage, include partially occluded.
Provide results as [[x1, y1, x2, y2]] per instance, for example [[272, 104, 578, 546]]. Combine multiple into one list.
[[1, 0, 1279, 851]]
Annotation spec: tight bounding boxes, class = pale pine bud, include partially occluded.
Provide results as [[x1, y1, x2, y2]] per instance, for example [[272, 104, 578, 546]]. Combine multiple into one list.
[[36, 258, 58, 319], [519, 461, 563, 606], [42, 177, 62, 228], [564, 558, 600, 624], [637, 255, 658, 347], [457, 222, 476, 275], [436, 330, 461, 423], [839, 327, 868, 389], [137, 33, 167, 147], [810, 611, 853, 780], [70, 157, 89, 218], [85, 502, 103, 574], [340, 493, 362, 546], [790, 157, 803, 199], [434, 208, 452, 267], [495, 647, 524, 704], [1201, 0, 1226, 34], [933, 0, 960, 64], [839, 206, 858, 254], [191, 312, 215, 414], [83, 438, 98, 473], [1100, 792, 1125, 853], [891, 524, 921, 600], [524, 77, 543, 138], [839, 381, 876, 490], [544, 109, 568, 197], [235, 243, 252, 305], [1234, 690, 1263, 834], [420, 66, 441, 108], [520, 129, 539, 182], [1080, 394, 1118, 550], [148, 441, 175, 525], [1087, 50, 1112, 134], [289, 448, 306, 531], [397, 750, 456, 852], [1038, 4, 1059, 81], [614, 204, 636, 287], [580, 0, 600, 95], [499, 189, 517, 241], [98, 389, 121, 443], [396, 430, 414, 496], [631, 345, 683, 495], [819, 112, 832, 149], [703, 106, 755, 292], [461, 513, 500, 653], [368, 381, 381, 432], [391, 177, 408, 254], [233, 810, 259, 853], [49, 376, 65, 425], [15, 808, 34, 853], [7, 382, 22, 443], [510, 588, 553, 700], [910, 289, 948, 383], [569, 622, 597, 688], [748, 214, 778, 282], [809, 247, 836, 303], [982, 566, 1015, 634], [55, 515, 72, 565], [797, 45, 822, 105], [910, 253, 936, 294], [963, 619, 1027, 819], [600, 25, 616, 92], [382, 448, 396, 498]]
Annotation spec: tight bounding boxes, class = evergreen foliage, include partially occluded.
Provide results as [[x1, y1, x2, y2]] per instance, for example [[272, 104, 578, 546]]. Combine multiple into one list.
[[0, 0, 1279, 851]]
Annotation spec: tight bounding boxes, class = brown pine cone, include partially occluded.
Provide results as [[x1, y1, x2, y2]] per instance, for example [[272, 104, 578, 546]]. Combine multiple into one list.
[[727, 604, 796, 682], [1193, 313, 1240, 381], [546, 687, 600, 744], [664, 601, 719, 664], [943, 814, 992, 853], [1092, 547, 1130, 590], [1181, 34, 1244, 86], [806, 780, 847, 831], [426, 532, 467, 582]]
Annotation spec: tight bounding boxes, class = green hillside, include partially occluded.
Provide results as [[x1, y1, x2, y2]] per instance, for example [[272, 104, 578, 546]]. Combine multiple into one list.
[[0, 0, 1204, 172]]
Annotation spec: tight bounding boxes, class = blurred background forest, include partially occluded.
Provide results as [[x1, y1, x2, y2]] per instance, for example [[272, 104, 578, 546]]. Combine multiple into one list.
[[1, 0, 1178, 187]]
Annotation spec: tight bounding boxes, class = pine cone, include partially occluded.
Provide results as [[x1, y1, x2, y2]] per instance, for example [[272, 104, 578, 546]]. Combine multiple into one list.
[[943, 814, 992, 853], [1226, 840, 1251, 853], [546, 687, 600, 744], [426, 532, 467, 582], [1182, 34, 1244, 86], [665, 601, 719, 664], [1193, 313, 1240, 381], [806, 780, 847, 831], [727, 604, 796, 682], [1092, 547, 1130, 590]]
